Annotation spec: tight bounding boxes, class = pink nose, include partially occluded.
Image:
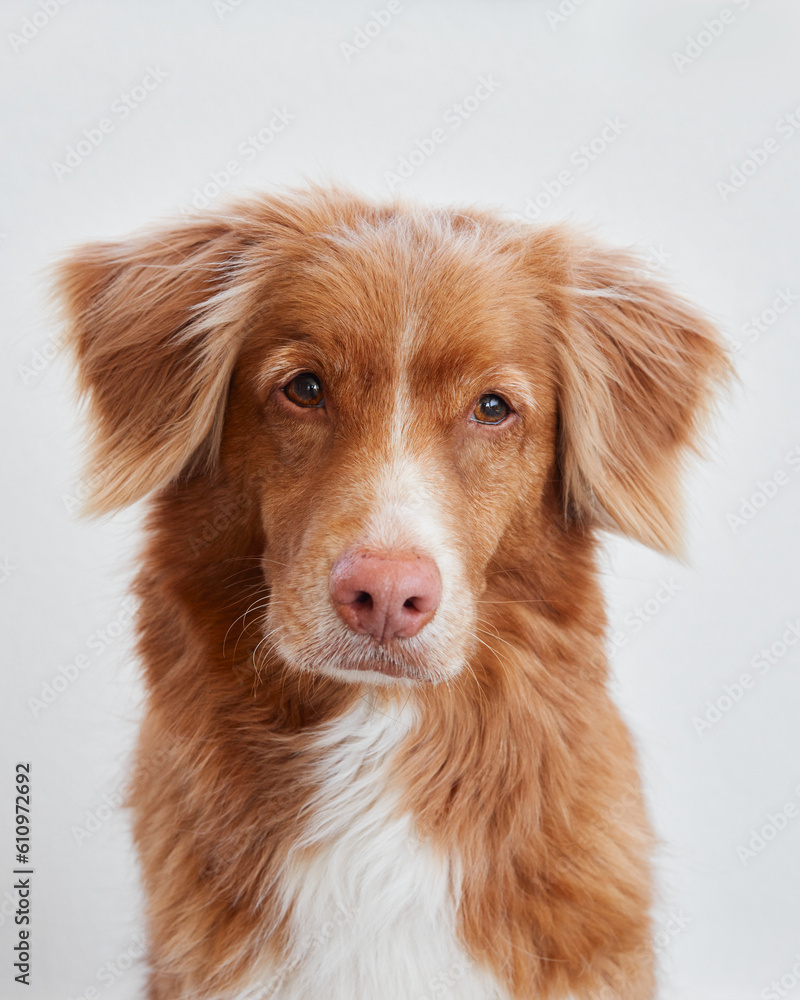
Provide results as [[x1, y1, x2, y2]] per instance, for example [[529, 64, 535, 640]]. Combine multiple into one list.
[[329, 550, 442, 642]]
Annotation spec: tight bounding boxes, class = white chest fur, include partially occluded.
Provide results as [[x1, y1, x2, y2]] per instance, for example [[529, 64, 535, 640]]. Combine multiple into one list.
[[239, 697, 507, 1000]]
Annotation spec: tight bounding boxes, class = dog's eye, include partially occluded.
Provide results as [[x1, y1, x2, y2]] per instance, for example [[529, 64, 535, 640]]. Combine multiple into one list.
[[472, 393, 510, 425], [283, 373, 324, 408]]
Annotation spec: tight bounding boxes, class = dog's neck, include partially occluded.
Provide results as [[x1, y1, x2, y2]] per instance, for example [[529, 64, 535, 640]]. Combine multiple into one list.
[[128, 483, 644, 1000]]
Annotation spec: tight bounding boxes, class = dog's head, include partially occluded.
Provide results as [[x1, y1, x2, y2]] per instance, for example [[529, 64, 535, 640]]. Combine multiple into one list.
[[58, 188, 730, 685]]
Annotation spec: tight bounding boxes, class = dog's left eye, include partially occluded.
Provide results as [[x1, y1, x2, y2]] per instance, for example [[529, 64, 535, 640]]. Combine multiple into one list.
[[283, 372, 325, 408], [472, 393, 510, 424]]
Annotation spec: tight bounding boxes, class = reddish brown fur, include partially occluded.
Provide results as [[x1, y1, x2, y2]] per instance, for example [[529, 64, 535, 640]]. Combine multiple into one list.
[[57, 187, 732, 999]]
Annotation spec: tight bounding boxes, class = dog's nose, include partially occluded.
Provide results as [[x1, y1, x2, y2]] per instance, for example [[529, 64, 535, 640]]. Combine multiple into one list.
[[329, 550, 442, 642]]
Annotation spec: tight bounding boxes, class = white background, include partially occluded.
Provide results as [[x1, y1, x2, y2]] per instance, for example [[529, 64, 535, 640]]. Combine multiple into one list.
[[1, 2, 799, 998]]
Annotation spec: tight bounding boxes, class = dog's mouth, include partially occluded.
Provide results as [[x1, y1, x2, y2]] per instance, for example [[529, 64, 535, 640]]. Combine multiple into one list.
[[308, 633, 439, 684], [261, 601, 451, 685], [340, 658, 404, 678], [333, 642, 421, 680]]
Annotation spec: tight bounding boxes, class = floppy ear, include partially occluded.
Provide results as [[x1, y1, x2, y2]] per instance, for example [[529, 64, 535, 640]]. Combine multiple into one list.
[[548, 234, 733, 555], [56, 216, 252, 516]]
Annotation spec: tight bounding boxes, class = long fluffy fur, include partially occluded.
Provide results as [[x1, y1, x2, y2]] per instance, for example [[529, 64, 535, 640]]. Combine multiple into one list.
[[57, 186, 732, 1000]]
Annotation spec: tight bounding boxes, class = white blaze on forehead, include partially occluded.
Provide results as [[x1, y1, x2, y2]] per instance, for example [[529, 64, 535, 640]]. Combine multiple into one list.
[[353, 315, 464, 599]]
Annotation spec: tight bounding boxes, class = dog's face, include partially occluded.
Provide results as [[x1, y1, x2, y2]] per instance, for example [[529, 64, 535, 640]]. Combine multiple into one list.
[[232, 225, 558, 683], [58, 189, 730, 686]]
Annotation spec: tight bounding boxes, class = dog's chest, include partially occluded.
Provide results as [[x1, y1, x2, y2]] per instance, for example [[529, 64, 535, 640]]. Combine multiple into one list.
[[242, 699, 507, 1000]]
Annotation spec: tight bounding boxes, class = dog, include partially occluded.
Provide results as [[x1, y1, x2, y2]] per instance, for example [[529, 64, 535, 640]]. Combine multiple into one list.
[[58, 187, 730, 1000]]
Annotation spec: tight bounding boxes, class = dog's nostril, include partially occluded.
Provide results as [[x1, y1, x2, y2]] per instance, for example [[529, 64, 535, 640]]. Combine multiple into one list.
[[355, 591, 372, 606], [403, 598, 415, 609]]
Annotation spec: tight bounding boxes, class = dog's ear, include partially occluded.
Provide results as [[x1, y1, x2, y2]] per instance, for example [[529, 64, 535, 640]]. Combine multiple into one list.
[[56, 217, 252, 516], [544, 233, 732, 556]]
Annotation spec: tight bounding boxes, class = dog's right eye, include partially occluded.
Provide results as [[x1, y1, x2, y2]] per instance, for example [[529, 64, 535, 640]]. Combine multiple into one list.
[[283, 373, 325, 408]]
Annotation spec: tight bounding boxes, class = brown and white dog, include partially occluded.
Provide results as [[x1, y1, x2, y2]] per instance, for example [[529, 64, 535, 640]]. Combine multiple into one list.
[[58, 187, 730, 1000]]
